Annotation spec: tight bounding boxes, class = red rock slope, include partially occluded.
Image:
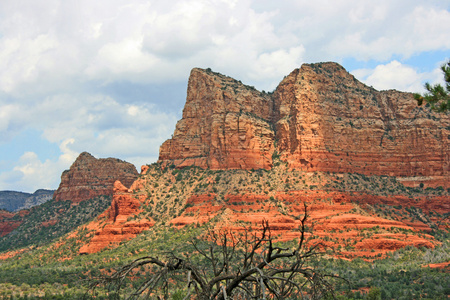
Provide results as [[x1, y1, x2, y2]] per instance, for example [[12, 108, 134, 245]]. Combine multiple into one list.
[[73, 158, 449, 257], [0, 210, 21, 237], [78, 180, 154, 254]]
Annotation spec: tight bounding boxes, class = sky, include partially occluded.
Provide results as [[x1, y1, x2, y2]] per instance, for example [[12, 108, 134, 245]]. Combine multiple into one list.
[[0, 0, 449, 193]]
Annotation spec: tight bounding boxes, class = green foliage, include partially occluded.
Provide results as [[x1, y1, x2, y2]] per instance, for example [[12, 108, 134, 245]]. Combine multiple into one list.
[[0, 220, 449, 299], [415, 60, 450, 112], [366, 287, 381, 300], [171, 290, 186, 300], [0, 225, 205, 299], [320, 239, 450, 300]]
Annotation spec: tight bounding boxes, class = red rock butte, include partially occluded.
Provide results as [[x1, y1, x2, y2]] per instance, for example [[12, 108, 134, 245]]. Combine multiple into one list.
[[54, 152, 139, 203], [159, 63, 450, 188], [61, 63, 450, 256]]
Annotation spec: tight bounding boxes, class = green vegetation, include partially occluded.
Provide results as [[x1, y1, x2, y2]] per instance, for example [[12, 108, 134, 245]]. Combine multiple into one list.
[[90, 216, 340, 300], [415, 60, 450, 112], [0, 225, 207, 299], [0, 222, 448, 299], [324, 239, 450, 299]]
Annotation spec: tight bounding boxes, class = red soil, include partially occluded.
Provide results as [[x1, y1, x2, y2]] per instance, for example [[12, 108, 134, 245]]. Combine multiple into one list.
[[424, 261, 450, 269]]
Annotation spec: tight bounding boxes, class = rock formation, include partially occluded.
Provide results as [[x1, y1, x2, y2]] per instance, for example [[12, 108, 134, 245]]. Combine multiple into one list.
[[159, 68, 275, 170], [4, 63, 449, 259], [78, 180, 154, 254], [273, 63, 449, 187], [54, 152, 139, 203], [159, 63, 450, 188], [0, 209, 29, 237]]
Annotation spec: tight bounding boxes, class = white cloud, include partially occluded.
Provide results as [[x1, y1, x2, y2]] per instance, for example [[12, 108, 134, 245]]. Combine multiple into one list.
[[33, 93, 178, 159], [351, 60, 446, 92], [0, 139, 77, 192], [0, 0, 448, 96], [0, 0, 298, 93], [59, 138, 79, 167], [408, 6, 450, 52], [352, 61, 421, 92], [250, 46, 305, 90], [273, 1, 450, 62], [0, 104, 19, 133], [85, 38, 159, 81], [0, 34, 59, 94], [14, 139, 78, 192], [0, 90, 177, 191]]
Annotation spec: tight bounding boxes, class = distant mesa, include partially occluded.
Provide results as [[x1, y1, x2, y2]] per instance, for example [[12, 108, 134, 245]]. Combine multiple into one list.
[[159, 62, 450, 188], [0, 189, 54, 212], [54, 152, 139, 203]]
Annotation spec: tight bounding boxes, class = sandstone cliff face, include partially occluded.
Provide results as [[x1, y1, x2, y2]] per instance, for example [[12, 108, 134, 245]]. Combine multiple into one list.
[[159, 68, 275, 170], [108, 181, 141, 223], [14, 63, 447, 257], [273, 63, 450, 185], [159, 63, 450, 187], [54, 152, 138, 203]]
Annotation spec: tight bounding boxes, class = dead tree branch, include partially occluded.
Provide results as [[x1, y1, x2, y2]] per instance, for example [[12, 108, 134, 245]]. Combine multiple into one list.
[[87, 204, 342, 300]]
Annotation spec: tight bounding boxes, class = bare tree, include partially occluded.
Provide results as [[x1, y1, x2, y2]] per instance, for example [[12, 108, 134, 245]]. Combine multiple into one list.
[[87, 204, 341, 299]]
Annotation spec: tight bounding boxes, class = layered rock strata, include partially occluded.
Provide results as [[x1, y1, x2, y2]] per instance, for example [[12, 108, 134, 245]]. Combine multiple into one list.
[[159, 68, 275, 170], [169, 190, 440, 258], [159, 63, 450, 187], [54, 152, 138, 203], [272, 63, 449, 186], [78, 181, 154, 254]]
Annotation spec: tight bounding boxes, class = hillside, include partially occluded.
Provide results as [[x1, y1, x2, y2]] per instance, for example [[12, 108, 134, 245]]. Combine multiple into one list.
[[0, 62, 449, 299], [77, 162, 449, 257], [0, 152, 139, 247], [0, 161, 448, 298], [0, 197, 111, 252]]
